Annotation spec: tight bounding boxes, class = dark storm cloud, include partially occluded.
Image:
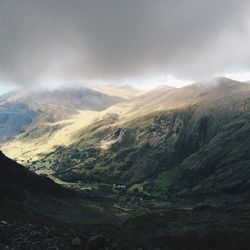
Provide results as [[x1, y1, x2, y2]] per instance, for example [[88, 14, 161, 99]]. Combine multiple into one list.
[[0, 0, 249, 86]]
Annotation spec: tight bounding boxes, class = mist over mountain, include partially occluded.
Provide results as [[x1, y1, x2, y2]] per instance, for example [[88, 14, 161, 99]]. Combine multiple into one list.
[[0, 86, 123, 141], [1, 1, 250, 89], [1, 1, 250, 248]]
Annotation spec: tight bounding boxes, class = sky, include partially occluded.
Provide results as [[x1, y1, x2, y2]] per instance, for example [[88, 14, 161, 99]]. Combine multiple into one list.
[[0, 0, 250, 92]]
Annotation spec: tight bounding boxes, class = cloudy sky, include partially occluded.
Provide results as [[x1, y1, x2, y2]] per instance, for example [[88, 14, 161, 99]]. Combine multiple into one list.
[[0, 0, 250, 92]]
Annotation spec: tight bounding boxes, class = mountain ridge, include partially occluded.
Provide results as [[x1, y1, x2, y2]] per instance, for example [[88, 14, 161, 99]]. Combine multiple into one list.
[[3, 77, 250, 163]]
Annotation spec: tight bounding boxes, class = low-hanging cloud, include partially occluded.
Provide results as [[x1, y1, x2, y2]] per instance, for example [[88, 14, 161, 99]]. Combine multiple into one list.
[[0, 0, 250, 87]]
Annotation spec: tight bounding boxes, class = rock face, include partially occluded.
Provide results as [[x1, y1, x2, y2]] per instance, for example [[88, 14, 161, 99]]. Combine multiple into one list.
[[148, 115, 184, 147], [101, 128, 126, 149]]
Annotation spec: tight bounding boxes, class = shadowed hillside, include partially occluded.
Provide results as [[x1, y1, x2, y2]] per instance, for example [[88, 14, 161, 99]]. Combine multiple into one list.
[[0, 152, 129, 249], [0, 151, 71, 202]]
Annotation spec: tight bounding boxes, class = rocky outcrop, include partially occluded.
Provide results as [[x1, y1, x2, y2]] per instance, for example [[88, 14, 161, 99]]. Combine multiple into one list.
[[148, 115, 183, 147], [101, 128, 126, 149]]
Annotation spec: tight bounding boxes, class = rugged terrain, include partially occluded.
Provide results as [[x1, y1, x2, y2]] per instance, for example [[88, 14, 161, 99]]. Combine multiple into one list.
[[1, 77, 250, 249]]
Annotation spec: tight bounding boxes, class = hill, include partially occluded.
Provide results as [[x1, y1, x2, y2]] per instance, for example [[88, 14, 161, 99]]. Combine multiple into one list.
[[0, 151, 71, 202], [0, 151, 131, 248]]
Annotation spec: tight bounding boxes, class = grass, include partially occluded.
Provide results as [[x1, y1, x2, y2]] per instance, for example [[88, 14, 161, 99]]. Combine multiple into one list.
[[154, 167, 184, 191], [2, 110, 100, 161]]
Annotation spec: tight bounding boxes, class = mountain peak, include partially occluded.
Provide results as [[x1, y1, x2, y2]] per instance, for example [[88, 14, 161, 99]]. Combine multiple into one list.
[[191, 76, 247, 90], [211, 76, 241, 84]]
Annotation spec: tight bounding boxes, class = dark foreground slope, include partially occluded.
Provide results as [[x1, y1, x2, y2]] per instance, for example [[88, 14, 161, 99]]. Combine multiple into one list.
[[0, 152, 129, 249], [2, 153, 250, 249], [0, 151, 71, 201], [0, 152, 78, 249]]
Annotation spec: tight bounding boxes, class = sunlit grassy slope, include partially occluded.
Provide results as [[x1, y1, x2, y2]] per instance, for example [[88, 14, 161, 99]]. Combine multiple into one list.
[[2, 100, 133, 162], [2, 110, 102, 161]]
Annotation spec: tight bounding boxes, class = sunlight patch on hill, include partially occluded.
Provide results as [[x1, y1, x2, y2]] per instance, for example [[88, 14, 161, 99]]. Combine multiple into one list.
[[2, 110, 99, 162]]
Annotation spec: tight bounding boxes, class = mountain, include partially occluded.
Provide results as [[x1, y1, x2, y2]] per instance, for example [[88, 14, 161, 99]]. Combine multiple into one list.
[[3, 77, 249, 203], [0, 86, 123, 141], [4, 77, 250, 173], [4, 87, 123, 115], [94, 85, 143, 99], [2, 77, 250, 249], [3, 77, 246, 160], [124, 77, 250, 118], [23, 77, 250, 200]]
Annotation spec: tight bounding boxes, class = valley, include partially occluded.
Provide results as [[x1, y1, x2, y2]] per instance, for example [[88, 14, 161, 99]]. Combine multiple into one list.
[[1, 77, 250, 249], [2, 1, 250, 248]]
